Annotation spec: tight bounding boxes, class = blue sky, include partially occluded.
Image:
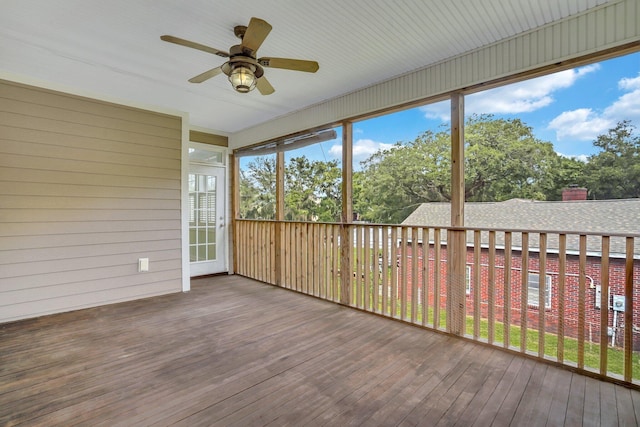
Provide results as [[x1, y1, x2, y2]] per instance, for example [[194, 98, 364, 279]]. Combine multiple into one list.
[[276, 51, 640, 169]]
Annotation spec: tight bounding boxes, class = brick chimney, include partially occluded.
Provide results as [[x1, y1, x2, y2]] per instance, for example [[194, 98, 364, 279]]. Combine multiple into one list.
[[562, 185, 588, 201]]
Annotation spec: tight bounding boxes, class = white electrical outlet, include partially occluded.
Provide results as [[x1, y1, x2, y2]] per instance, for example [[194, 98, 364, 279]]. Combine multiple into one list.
[[138, 258, 149, 272]]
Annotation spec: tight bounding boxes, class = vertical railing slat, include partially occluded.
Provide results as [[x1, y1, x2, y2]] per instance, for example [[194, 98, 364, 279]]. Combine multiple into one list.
[[318, 224, 325, 298], [364, 225, 371, 311], [434, 228, 441, 330], [324, 224, 330, 299], [473, 230, 481, 339], [305, 223, 312, 294], [578, 235, 587, 370], [624, 236, 634, 382], [557, 234, 566, 363], [373, 226, 380, 313], [401, 226, 409, 320], [422, 227, 430, 327], [251, 221, 257, 279], [245, 221, 250, 277], [504, 231, 512, 349], [488, 231, 496, 345], [391, 227, 399, 318], [355, 226, 362, 307], [539, 233, 547, 359], [382, 226, 389, 316], [268, 221, 273, 283], [411, 227, 419, 323], [296, 222, 302, 292], [312, 223, 319, 296], [332, 224, 340, 302], [262, 221, 268, 282], [600, 236, 610, 376], [520, 232, 529, 353]]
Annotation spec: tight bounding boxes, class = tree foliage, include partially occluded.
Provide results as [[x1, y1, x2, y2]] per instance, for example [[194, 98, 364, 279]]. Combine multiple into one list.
[[583, 120, 640, 199], [354, 114, 564, 223], [239, 156, 277, 219], [239, 155, 342, 221], [240, 117, 638, 225], [284, 156, 341, 222]]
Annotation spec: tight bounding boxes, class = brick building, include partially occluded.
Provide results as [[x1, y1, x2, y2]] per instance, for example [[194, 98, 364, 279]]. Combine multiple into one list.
[[400, 196, 640, 349]]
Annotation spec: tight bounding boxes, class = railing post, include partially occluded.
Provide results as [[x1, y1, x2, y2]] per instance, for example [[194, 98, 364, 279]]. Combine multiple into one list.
[[341, 121, 353, 305], [448, 92, 466, 336], [275, 152, 285, 287], [231, 153, 240, 275]]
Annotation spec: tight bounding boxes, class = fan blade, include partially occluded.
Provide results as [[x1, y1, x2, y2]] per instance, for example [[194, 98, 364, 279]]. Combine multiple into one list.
[[241, 18, 272, 53], [258, 57, 319, 73], [256, 77, 275, 95], [188, 67, 223, 83], [160, 35, 229, 58]]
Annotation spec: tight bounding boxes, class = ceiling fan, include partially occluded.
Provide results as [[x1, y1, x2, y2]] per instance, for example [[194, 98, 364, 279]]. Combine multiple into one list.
[[161, 17, 319, 95]]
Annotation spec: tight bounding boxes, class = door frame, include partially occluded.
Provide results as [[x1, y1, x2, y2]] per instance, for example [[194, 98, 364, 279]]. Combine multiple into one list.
[[182, 141, 229, 290], [188, 163, 226, 276]]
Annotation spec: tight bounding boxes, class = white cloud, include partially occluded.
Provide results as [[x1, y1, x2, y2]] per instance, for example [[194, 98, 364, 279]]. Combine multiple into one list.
[[548, 72, 640, 141], [329, 138, 394, 163], [420, 101, 450, 121], [328, 144, 342, 158], [619, 74, 640, 91], [548, 108, 613, 140], [603, 84, 640, 121], [420, 64, 600, 121]]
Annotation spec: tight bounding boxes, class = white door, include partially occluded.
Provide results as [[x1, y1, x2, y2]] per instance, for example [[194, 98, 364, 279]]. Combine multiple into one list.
[[189, 164, 226, 276]]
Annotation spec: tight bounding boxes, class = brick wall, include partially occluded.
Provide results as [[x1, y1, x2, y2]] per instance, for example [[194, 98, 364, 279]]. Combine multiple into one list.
[[401, 243, 640, 349]]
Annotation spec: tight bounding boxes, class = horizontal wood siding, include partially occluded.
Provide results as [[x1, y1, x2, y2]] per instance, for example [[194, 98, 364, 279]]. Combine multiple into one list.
[[0, 80, 183, 323], [230, 0, 640, 148]]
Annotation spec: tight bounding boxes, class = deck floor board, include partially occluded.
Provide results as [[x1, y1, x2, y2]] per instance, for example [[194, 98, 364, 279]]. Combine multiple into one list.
[[1, 275, 638, 426]]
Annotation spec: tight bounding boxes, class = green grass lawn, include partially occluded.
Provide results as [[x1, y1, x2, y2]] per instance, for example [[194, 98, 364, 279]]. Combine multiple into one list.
[[463, 315, 640, 378], [348, 261, 638, 380], [366, 297, 639, 379]]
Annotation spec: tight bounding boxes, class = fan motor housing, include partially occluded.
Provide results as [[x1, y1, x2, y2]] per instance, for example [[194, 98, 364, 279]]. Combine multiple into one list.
[[221, 57, 264, 78]]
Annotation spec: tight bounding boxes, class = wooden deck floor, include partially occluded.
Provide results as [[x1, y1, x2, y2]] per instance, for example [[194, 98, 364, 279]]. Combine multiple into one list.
[[2, 275, 640, 426]]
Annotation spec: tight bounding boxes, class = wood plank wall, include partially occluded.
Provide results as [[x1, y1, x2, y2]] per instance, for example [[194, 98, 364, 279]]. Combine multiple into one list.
[[0, 80, 183, 323]]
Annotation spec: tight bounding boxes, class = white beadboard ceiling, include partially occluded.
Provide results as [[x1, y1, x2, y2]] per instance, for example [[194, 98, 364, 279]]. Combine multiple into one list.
[[0, 0, 610, 135]]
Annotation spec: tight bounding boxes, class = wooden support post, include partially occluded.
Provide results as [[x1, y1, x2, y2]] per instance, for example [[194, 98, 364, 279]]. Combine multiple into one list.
[[231, 153, 240, 274], [448, 93, 465, 336], [340, 122, 353, 305], [275, 152, 284, 286]]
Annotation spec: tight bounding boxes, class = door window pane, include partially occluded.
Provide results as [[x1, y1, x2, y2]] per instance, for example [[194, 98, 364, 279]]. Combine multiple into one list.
[[189, 173, 218, 262]]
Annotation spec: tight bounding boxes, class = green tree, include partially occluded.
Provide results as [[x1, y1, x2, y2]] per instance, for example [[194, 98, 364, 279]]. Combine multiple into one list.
[[544, 155, 587, 201], [285, 156, 341, 222], [240, 155, 342, 222], [239, 156, 276, 219], [355, 114, 564, 223], [584, 121, 640, 199]]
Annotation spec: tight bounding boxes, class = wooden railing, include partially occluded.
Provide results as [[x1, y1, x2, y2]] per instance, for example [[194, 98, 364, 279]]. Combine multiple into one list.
[[235, 219, 640, 386]]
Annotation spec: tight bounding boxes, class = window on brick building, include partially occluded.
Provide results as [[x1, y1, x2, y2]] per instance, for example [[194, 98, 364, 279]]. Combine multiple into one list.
[[528, 273, 551, 309], [466, 266, 471, 295]]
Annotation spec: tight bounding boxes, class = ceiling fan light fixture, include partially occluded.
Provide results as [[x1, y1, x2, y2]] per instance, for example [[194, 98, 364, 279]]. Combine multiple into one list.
[[229, 64, 256, 93]]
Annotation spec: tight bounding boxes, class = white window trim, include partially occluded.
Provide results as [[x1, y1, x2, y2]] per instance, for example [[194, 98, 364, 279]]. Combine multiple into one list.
[[527, 273, 552, 309]]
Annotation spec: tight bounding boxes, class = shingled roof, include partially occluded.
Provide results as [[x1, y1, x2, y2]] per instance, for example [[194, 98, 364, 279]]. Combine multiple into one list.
[[401, 199, 640, 258]]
